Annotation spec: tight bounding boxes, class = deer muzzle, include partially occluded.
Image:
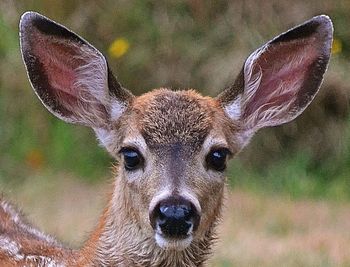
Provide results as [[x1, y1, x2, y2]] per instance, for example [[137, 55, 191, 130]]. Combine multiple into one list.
[[149, 196, 200, 244]]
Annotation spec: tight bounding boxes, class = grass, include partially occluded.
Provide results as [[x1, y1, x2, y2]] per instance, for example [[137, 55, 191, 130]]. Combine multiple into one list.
[[1, 0, 350, 198], [227, 114, 350, 200], [2, 173, 350, 267], [228, 150, 350, 201], [210, 190, 350, 267]]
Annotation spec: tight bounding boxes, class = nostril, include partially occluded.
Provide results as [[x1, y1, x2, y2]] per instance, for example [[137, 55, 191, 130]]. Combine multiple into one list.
[[159, 204, 191, 221], [150, 198, 200, 238]]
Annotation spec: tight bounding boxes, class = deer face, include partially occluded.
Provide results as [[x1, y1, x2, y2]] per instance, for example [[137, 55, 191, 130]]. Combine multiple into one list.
[[110, 89, 238, 249], [20, 12, 332, 251]]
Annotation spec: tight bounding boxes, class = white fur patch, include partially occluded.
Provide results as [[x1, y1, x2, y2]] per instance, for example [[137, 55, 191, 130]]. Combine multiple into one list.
[[149, 188, 172, 215], [0, 237, 64, 266], [155, 233, 193, 251], [224, 95, 241, 120], [222, 46, 265, 141], [94, 127, 117, 155], [202, 134, 229, 156], [122, 134, 148, 156], [0, 237, 23, 261], [243, 47, 264, 107], [0, 201, 64, 266], [24, 255, 64, 267]]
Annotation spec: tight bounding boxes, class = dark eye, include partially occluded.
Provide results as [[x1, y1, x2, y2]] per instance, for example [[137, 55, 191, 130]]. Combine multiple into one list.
[[206, 148, 230, 172], [120, 147, 143, 171]]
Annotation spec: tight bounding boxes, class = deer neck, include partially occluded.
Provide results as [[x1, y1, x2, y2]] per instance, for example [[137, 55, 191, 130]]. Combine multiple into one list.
[[78, 176, 220, 267]]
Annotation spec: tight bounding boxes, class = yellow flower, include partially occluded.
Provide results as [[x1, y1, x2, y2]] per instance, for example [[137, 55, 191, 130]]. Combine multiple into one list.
[[332, 38, 342, 55], [109, 37, 130, 58], [26, 149, 44, 170]]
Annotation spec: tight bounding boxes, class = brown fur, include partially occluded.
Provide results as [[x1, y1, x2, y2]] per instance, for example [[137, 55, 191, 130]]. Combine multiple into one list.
[[1, 88, 234, 267], [135, 89, 215, 147], [1, 12, 332, 267], [71, 89, 232, 266]]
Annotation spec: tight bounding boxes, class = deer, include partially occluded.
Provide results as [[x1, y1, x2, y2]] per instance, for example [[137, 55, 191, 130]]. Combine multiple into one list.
[[0, 11, 332, 267]]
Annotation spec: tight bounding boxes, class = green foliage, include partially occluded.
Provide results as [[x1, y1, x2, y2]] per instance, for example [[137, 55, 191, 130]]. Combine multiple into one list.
[[0, 1, 349, 196], [228, 122, 350, 200]]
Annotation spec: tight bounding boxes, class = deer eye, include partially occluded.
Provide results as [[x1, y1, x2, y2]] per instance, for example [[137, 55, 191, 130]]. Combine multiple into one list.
[[120, 148, 143, 171], [206, 148, 230, 172]]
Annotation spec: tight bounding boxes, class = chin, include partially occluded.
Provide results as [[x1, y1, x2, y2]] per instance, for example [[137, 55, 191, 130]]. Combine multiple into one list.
[[155, 233, 193, 251]]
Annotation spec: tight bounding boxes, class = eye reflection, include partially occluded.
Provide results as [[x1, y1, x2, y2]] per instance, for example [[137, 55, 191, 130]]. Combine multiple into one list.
[[206, 148, 230, 172]]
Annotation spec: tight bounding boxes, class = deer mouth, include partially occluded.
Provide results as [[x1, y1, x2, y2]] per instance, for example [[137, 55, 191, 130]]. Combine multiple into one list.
[[154, 231, 193, 250], [152, 206, 197, 250]]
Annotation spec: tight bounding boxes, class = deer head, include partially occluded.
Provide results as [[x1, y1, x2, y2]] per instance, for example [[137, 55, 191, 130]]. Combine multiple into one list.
[[20, 12, 332, 263]]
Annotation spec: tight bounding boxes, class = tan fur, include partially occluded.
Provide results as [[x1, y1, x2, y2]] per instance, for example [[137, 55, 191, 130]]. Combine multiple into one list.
[[3, 12, 332, 266], [1, 89, 236, 267], [135, 89, 215, 146], [74, 89, 234, 266]]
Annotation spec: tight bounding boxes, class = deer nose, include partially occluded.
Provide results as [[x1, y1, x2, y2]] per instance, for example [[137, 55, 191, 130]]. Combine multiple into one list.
[[150, 197, 200, 238]]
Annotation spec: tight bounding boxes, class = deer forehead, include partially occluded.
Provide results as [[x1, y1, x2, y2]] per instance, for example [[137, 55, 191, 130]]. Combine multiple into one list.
[[128, 88, 224, 152]]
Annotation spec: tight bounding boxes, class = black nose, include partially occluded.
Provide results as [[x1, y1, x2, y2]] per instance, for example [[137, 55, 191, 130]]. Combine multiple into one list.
[[150, 197, 200, 238]]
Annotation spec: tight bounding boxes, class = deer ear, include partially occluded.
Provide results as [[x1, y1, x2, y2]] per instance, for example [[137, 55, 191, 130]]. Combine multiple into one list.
[[217, 15, 333, 147], [20, 12, 133, 129]]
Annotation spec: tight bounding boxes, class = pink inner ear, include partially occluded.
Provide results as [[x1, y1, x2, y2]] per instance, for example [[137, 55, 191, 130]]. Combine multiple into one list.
[[32, 31, 85, 101], [242, 40, 318, 124]]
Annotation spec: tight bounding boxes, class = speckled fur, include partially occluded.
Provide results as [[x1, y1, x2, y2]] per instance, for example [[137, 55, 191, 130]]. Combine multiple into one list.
[[0, 199, 73, 266], [136, 89, 215, 147], [0, 12, 333, 267], [72, 88, 233, 266]]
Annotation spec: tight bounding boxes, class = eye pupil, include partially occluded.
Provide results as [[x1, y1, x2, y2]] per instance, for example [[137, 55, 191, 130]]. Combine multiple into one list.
[[120, 148, 143, 171], [206, 149, 229, 172]]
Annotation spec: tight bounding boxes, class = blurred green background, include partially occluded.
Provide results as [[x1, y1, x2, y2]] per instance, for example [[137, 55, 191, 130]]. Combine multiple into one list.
[[1, 1, 350, 266], [1, 0, 349, 198]]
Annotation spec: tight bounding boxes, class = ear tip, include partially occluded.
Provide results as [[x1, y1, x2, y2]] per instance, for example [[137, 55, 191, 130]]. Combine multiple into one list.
[[311, 15, 334, 54], [20, 11, 42, 29], [19, 12, 40, 52], [19, 12, 48, 41], [269, 15, 334, 54], [312, 14, 334, 36], [19, 11, 83, 46], [312, 15, 333, 27]]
